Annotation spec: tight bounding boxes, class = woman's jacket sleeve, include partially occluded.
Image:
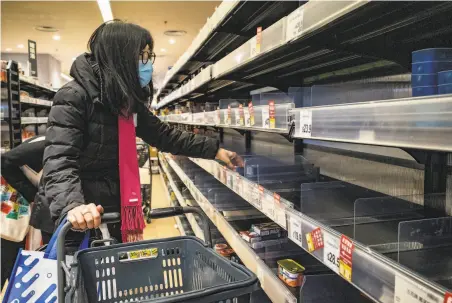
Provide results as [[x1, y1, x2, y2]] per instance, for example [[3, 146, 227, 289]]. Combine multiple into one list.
[[1, 136, 45, 202], [42, 87, 86, 221], [136, 105, 220, 159]]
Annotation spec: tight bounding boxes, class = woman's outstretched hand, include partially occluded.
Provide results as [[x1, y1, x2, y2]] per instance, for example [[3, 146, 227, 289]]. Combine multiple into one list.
[[67, 203, 104, 230], [215, 148, 244, 169]]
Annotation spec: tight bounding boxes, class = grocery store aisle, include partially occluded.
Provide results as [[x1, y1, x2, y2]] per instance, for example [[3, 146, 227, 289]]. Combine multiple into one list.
[[142, 172, 181, 240]]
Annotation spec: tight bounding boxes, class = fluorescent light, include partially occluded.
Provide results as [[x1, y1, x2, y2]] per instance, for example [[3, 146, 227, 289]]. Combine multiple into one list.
[[53, 35, 61, 41], [160, 48, 166, 52], [169, 39, 176, 45], [60, 73, 73, 81], [97, 0, 113, 22], [17, 44, 24, 49], [5, 48, 12, 52]]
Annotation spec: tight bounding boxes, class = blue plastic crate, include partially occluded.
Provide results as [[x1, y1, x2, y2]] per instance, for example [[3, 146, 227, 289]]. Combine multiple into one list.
[[412, 48, 452, 63], [412, 61, 452, 74], [411, 74, 437, 86], [412, 86, 437, 97], [438, 70, 452, 85], [438, 84, 452, 95]]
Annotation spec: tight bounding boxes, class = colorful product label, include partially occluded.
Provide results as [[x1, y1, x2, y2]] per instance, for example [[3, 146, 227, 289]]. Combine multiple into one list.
[[239, 104, 244, 126], [338, 235, 354, 281], [1, 176, 30, 220], [248, 102, 255, 126], [119, 248, 158, 262], [269, 100, 276, 129]]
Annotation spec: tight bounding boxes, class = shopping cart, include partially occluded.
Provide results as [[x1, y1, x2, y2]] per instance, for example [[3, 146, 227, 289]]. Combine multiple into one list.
[[57, 206, 259, 303]]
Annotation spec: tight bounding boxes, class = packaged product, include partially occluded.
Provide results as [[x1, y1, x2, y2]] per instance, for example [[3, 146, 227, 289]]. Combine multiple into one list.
[[251, 222, 282, 236], [277, 259, 305, 287], [239, 230, 284, 244]]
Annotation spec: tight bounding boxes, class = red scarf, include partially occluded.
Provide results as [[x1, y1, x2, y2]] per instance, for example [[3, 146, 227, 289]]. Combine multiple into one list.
[[118, 114, 145, 242]]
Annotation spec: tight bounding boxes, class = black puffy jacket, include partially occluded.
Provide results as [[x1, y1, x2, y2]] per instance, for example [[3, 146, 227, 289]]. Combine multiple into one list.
[[30, 53, 219, 233]]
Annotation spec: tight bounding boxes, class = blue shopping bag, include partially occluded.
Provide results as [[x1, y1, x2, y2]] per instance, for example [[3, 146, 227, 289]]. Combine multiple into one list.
[[2, 218, 90, 303]]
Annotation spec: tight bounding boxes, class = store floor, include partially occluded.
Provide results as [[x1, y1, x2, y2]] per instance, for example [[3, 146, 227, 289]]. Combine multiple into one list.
[[142, 169, 181, 239]]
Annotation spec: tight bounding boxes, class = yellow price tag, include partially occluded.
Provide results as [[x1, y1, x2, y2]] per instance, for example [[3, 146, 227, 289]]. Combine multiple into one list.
[[339, 260, 352, 281], [305, 233, 315, 252]]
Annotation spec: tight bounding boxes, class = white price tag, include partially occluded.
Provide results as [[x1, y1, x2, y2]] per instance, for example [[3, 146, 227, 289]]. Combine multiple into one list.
[[288, 215, 303, 247], [234, 175, 243, 196], [262, 193, 275, 219], [286, 6, 304, 42], [226, 170, 234, 188], [323, 233, 340, 274], [261, 107, 270, 128], [394, 274, 443, 303], [243, 181, 258, 205], [249, 36, 258, 58], [299, 109, 312, 138], [274, 203, 287, 229]]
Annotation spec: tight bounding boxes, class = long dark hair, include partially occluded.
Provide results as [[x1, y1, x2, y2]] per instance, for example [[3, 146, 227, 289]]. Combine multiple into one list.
[[88, 20, 153, 116]]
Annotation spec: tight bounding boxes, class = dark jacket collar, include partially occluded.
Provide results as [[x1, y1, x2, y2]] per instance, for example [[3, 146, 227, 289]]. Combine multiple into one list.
[[69, 53, 151, 110], [69, 53, 103, 105]]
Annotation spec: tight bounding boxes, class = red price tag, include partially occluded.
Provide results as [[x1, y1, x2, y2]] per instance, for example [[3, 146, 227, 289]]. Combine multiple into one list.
[[305, 227, 324, 252], [268, 100, 275, 128], [338, 235, 354, 281], [444, 293, 452, 303]]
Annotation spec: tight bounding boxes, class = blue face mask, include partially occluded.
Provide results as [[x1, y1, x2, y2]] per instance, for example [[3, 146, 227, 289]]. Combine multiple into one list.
[[138, 61, 153, 87]]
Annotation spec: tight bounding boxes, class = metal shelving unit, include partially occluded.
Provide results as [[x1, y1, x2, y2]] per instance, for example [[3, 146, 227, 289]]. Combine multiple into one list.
[[157, 1, 452, 108], [157, 1, 302, 100], [154, 1, 452, 303], [1, 61, 22, 151], [163, 153, 298, 303], [291, 95, 452, 152], [187, 156, 450, 303], [159, 154, 205, 241]]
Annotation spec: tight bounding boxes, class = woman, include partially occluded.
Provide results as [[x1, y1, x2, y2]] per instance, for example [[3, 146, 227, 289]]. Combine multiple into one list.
[[1, 135, 47, 287], [31, 20, 239, 240]]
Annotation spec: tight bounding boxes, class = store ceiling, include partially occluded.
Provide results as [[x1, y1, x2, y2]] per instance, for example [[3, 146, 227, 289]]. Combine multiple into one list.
[[1, 1, 218, 88]]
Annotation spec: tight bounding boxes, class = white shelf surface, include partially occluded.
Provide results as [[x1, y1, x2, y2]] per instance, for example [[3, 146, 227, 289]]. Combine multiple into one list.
[[161, 107, 292, 135], [159, 155, 205, 241], [291, 94, 452, 152], [20, 76, 57, 92], [163, 153, 297, 303], [21, 117, 48, 124], [188, 157, 451, 303], [156, 1, 240, 98], [21, 96, 53, 107]]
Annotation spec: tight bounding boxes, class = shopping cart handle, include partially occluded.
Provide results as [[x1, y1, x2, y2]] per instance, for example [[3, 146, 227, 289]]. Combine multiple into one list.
[[149, 206, 185, 218], [150, 206, 212, 248], [56, 212, 120, 302], [101, 212, 121, 224]]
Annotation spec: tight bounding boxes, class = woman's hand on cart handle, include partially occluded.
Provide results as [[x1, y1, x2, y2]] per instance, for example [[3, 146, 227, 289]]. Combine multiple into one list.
[[215, 148, 244, 169], [67, 203, 104, 230]]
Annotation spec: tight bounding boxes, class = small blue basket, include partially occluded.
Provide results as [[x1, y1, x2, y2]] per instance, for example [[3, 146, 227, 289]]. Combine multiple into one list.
[[438, 84, 452, 95], [412, 86, 438, 97], [412, 48, 452, 63], [411, 74, 437, 86], [438, 70, 452, 85], [412, 61, 452, 74]]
